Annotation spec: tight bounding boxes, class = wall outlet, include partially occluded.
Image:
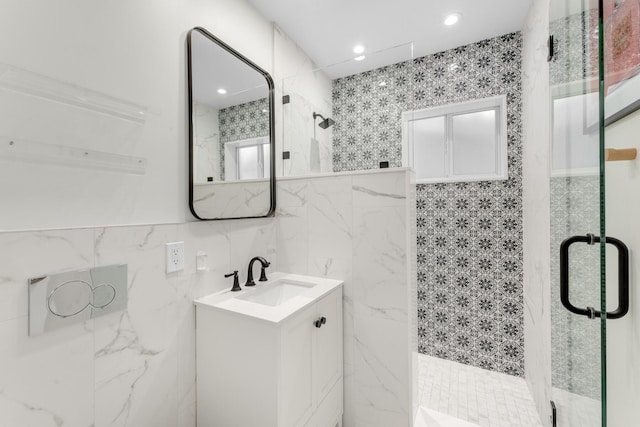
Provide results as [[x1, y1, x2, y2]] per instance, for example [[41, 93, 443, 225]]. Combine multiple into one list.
[[166, 241, 184, 274]]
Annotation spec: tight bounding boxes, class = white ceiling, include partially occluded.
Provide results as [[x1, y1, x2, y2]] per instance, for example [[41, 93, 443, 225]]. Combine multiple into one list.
[[248, 0, 534, 78], [191, 29, 269, 109]]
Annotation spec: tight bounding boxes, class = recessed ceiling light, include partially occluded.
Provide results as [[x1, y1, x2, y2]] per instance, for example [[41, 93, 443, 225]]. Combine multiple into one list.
[[379, 81, 387, 86], [217, 88, 227, 94], [353, 45, 365, 54], [444, 13, 461, 26], [354, 55, 366, 61]]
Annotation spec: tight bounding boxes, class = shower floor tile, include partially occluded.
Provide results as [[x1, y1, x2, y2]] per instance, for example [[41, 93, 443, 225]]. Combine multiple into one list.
[[416, 354, 543, 427]]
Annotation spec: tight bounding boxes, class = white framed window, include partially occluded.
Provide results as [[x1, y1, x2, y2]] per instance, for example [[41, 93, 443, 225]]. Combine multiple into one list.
[[224, 136, 270, 181], [401, 95, 508, 184]]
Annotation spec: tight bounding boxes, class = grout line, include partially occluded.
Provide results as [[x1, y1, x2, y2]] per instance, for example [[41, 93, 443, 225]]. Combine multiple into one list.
[[416, 353, 543, 427]]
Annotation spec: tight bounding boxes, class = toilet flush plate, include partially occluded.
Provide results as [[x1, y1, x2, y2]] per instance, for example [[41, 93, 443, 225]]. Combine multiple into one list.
[[28, 264, 127, 336]]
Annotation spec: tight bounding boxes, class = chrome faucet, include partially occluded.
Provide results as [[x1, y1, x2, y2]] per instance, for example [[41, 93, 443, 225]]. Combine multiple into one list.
[[245, 256, 270, 287]]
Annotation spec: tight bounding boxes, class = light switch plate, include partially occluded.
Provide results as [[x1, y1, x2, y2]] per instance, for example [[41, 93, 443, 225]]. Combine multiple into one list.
[[166, 241, 184, 273]]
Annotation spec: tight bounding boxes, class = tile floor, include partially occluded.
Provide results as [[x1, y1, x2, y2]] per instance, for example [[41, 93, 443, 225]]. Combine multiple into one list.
[[416, 354, 544, 427]]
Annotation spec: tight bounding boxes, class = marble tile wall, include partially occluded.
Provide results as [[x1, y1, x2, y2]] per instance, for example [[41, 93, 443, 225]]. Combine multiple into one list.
[[0, 219, 276, 427], [521, 0, 552, 423], [277, 169, 417, 427], [192, 179, 271, 219], [0, 169, 415, 427], [332, 33, 525, 377], [193, 103, 221, 183]]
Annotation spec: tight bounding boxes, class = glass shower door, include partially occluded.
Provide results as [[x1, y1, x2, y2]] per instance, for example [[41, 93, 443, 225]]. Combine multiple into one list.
[[549, 0, 606, 425]]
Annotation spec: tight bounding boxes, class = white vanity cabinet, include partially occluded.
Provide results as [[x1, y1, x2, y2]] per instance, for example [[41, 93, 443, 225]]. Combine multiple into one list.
[[196, 277, 343, 427]]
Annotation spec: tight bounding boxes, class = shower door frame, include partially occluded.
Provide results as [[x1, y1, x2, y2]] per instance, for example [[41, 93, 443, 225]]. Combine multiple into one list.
[[548, 0, 609, 425]]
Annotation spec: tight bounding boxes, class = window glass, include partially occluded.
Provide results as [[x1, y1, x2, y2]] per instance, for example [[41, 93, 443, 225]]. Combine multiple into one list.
[[412, 116, 446, 179], [451, 110, 497, 176], [238, 145, 259, 180], [401, 95, 506, 183]]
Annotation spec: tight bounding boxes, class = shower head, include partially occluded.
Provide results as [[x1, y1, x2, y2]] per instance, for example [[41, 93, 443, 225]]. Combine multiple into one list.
[[318, 117, 335, 129], [313, 112, 335, 129]]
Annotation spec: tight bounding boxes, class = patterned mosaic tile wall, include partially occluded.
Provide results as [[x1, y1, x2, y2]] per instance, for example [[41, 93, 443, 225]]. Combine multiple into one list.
[[332, 33, 524, 376], [218, 98, 269, 179], [219, 98, 269, 143], [549, 11, 598, 87], [550, 176, 600, 399]]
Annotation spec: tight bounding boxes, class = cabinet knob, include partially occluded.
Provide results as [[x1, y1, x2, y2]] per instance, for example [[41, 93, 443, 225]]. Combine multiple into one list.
[[314, 316, 327, 328]]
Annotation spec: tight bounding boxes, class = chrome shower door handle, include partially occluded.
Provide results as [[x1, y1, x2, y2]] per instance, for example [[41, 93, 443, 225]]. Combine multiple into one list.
[[559, 233, 629, 319]]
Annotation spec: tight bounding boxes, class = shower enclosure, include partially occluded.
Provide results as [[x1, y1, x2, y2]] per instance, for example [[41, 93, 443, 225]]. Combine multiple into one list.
[[549, 0, 638, 425]]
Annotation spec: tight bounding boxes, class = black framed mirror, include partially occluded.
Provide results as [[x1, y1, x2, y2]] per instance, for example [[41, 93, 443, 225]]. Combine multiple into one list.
[[187, 27, 275, 220]]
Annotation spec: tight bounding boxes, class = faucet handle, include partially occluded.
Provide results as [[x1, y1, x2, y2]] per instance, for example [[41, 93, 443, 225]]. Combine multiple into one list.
[[225, 271, 241, 292], [259, 261, 270, 282]]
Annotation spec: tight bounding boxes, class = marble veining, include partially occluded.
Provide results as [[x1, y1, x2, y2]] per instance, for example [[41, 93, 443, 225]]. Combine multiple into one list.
[[275, 170, 415, 426], [0, 215, 280, 427], [193, 191, 216, 203], [352, 185, 406, 200], [0, 391, 64, 427], [94, 312, 160, 359], [192, 180, 271, 218], [521, 0, 552, 423], [98, 360, 151, 425], [277, 181, 308, 206], [0, 170, 413, 427]]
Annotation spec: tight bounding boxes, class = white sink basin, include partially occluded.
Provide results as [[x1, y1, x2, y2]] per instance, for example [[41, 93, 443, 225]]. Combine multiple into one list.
[[237, 279, 317, 307], [194, 272, 343, 323]]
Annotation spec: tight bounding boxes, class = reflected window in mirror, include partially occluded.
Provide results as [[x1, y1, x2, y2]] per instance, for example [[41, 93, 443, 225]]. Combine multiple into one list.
[[225, 136, 270, 180], [188, 27, 275, 220]]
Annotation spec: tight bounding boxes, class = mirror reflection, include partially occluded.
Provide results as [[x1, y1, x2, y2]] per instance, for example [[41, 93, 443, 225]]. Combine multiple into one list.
[[188, 27, 275, 220]]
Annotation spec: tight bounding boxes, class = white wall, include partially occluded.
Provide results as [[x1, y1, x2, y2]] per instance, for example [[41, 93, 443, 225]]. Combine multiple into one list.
[[0, 0, 273, 231], [604, 109, 640, 427], [277, 169, 417, 426], [522, 0, 552, 424]]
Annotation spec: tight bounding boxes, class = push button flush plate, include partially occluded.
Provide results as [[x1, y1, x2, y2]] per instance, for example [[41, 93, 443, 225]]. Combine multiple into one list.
[[28, 264, 127, 336]]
